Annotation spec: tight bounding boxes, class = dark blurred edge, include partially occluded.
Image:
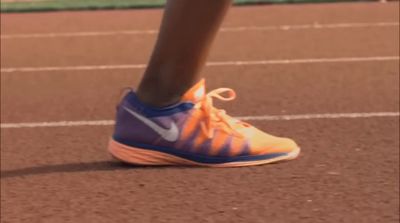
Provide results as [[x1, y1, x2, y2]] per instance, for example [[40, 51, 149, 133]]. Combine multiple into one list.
[[0, 0, 392, 13]]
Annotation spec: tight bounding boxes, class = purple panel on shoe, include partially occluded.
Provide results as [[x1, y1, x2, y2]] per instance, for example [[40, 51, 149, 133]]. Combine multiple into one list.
[[217, 136, 233, 157], [114, 99, 190, 145], [237, 142, 251, 156], [197, 139, 213, 156], [178, 127, 202, 152], [113, 103, 156, 143]]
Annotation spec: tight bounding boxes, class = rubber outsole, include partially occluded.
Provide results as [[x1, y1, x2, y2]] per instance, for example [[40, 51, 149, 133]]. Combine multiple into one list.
[[108, 139, 300, 167]]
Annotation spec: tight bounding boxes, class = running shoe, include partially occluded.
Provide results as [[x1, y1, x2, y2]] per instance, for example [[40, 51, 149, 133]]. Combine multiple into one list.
[[108, 79, 300, 167]]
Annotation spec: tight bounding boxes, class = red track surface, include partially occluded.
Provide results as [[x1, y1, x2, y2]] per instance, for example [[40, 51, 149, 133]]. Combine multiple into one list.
[[1, 2, 399, 222]]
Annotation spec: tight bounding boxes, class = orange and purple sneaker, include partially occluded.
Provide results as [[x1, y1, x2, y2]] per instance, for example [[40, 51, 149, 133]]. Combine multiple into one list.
[[108, 79, 300, 167]]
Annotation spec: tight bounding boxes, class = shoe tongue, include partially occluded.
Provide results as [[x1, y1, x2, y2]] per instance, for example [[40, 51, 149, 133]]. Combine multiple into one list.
[[181, 78, 206, 103]]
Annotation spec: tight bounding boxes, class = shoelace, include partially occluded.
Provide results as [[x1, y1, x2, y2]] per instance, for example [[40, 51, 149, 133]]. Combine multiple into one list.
[[195, 88, 243, 139]]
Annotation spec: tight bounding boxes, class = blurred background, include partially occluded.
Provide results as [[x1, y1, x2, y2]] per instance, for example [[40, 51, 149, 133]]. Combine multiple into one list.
[[1, 0, 397, 12], [1, 0, 399, 223]]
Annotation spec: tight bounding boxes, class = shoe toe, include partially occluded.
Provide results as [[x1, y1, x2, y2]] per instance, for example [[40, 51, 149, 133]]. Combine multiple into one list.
[[245, 127, 299, 155]]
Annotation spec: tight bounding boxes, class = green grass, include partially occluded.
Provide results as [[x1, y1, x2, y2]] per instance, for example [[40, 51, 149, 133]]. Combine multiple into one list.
[[1, 0, 375, 13], [1, 0, 166, 12]]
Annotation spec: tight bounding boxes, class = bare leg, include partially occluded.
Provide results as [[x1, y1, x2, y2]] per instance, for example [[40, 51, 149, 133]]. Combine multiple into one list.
[[136, 0, 232, 107]]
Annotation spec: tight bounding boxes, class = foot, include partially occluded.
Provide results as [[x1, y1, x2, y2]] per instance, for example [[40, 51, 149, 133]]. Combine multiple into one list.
[[108, 79, 300, 167]]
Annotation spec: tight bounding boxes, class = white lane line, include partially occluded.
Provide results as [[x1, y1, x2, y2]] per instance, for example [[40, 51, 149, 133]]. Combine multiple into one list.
[[1, 120, 115, 129], [237, 112, 400, 121], [1, 56, 399, 73], [1, 112, 399, 129], [1, 64, 147, 73], [1, 22, 398, 39]]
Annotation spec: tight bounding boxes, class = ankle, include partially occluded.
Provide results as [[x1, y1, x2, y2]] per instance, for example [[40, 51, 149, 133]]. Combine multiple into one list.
[[136, 87, 181, 108]]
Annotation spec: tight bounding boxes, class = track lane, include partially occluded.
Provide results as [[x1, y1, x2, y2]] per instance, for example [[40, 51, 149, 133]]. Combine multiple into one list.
[[1, 2, 398, 34], [1, 25, 398, 67], [1, 2, 399, 223], [1, 118, 398, 222], [1, 62, 398, 123]]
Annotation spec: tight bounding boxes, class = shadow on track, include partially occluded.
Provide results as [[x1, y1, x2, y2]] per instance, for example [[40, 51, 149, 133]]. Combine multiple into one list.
[[0, 160, 175, 179]]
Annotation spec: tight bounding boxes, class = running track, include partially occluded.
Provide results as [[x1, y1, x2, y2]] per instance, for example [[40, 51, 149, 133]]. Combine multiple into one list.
[[1, 2, 399, 222]]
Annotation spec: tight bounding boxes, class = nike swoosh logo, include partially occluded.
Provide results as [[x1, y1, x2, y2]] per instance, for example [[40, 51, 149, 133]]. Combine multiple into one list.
[[123, 106, 179, 142]]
